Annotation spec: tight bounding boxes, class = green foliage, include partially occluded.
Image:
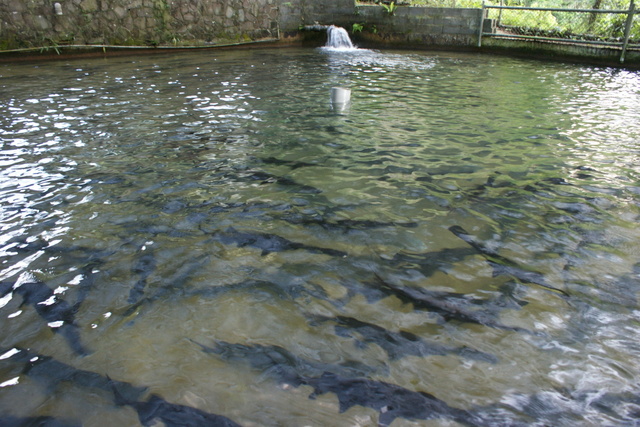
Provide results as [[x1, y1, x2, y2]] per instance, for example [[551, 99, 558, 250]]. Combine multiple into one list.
[[351, 22, 378, 34], [40, 38, 61, 54], [409, 0, 482, 6], [382, 1, 398, 14], [500, 10, 559, 30]]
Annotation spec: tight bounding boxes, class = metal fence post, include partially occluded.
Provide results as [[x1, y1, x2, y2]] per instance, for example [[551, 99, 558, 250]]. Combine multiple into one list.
[[621, 0, 635, 63], [478, 1, 485, 48]]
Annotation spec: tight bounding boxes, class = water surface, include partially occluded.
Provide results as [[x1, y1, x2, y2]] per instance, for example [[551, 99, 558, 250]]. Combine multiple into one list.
[[0, 47, 639, 426]]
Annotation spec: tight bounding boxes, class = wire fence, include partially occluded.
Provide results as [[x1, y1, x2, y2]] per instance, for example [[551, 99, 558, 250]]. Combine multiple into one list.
[[372, 0, 639, 43], [483, 3, 638, 42], [361, 1, 639, 60], [478, 2, 638, 62]]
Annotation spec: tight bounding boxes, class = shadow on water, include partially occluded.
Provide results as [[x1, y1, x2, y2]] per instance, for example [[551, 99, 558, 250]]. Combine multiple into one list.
[[0, 46, 639, 425]]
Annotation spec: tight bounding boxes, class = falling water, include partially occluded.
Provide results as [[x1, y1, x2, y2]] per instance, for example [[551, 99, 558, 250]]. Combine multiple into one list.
[[325, 25, 355, 49]]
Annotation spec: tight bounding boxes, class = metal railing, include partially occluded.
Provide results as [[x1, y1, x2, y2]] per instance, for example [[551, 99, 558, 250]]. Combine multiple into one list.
[[478, 1, 638, 62]]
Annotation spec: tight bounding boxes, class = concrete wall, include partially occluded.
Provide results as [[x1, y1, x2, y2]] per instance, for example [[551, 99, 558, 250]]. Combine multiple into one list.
[[350, 6, 482, 47], [279, 0, 356, 34], [0, 0, 280, 49]]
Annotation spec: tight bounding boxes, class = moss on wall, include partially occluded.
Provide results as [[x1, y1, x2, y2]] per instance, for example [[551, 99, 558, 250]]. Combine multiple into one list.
[[0, 0, 280, 50]]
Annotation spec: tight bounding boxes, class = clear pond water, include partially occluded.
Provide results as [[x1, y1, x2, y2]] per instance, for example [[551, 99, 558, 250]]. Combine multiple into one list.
[[0, 47, 639, 426]]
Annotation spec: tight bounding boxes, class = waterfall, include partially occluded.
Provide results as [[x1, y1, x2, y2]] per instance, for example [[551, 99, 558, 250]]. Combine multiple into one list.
[[324, 25, 355, 50]]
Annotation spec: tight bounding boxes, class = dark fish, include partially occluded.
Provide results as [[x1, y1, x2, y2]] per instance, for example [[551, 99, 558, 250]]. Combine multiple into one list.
[[0, 416, 81, 427], [281, 215, 418, 233], [128, 250, 157, 304], [237, 170, 322, 194], [121, 279, 298, 321], [542, 177, 571, 185], [43, 243, 117, 268], [387, 247, 478, 278], [123, 222, 193, 238], [305, 372, 481, 427], [193, 341, 486, 426], [1, 347, 146, 402], [69, 261, 104, 310], [259, 156, 317, 169], [2, 348, 241, 427], [190, 339, 381, 384], [310, 315, 497, 363], [372, 275, 534, 334], [84, 172, 128, 185], [109, 379, 242, 427], [1, 235, 48, 255], [449, 225, 569, 297], [122, 253, 211, 319], [210, 227, 347, 257], [10, 281, 91, 356]]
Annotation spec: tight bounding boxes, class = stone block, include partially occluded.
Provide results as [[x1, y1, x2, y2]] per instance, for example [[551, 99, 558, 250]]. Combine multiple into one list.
[[80, 0, 98, 12], [483, 18, 496, 33], [34, 15, 51, 30], [7, 0, 26, 13], [443, 24, 475, 35], [114, 6, 128, 19], [421, 24, 444, 34], [458, 8, 481, 19]]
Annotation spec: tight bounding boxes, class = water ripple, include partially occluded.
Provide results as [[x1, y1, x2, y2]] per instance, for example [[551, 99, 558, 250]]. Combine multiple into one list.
[[0, 49, 638, 426]]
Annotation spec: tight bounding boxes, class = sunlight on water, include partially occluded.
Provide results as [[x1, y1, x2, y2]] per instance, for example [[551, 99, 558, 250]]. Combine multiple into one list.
[[0, 48, 639, 426]]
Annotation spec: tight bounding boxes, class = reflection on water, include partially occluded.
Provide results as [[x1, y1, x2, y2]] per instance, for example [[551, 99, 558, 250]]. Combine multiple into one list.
[[0, 48, 639, 426]]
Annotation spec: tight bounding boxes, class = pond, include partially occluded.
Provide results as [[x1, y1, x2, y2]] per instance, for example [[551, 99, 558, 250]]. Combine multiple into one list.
[[0, 46, 639, 426]]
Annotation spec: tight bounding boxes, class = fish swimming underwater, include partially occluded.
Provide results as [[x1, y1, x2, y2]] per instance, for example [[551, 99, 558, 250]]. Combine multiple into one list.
[[209, 227, 347, 257], [190, 339, 382, 384], [109, 377, 242, 427], [0, 347, 242, 427], [192, 340, 482, 426], [127, 250, 157, 304], [449, 225, 569, 297], [280, 215, 418, 234], [371, 275, 535, 334], [0, 415, 81, 427], [258, 156, 318, 170], [1, 347, 146, 401], [305, 372, 483, 427], [5, 281, 91, 357], [234, 170, 322, 194], [309, 314, 498, 363]]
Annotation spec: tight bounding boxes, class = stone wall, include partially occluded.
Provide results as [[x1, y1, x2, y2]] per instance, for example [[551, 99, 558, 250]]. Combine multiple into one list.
[[0, 0, 280, 49], [0, 0, 483, 51]]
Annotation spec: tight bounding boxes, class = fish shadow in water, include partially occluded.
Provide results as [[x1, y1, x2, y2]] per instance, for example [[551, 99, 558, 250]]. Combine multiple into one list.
[[190, 340, 483, 426], [308, 314, 498, 364], [209, 226, 347, 257], [108, 376, 241, 427], [5, 281, 91, 357], [448, 225, 569, 298], [370, 274, 538, 335]]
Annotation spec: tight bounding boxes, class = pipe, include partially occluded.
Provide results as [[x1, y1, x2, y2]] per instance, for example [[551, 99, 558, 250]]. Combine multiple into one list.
[[302, 25, 331, 31], [0, 38, 280, 55]]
